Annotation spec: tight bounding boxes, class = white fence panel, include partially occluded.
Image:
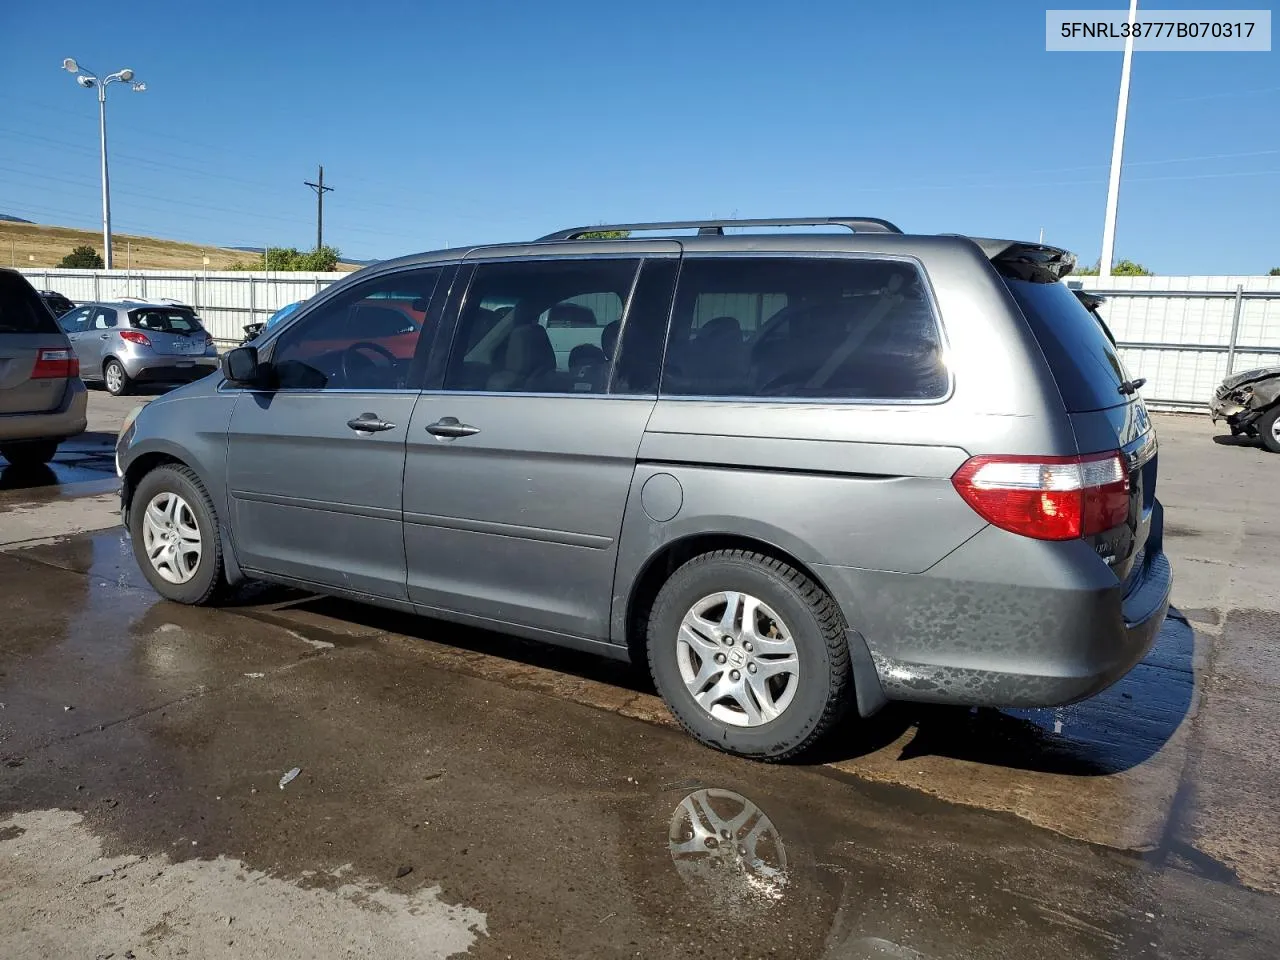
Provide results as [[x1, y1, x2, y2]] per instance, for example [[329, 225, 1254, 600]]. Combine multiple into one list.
[[19, 268, 348, 344], [1071, 275, 1280, 408]]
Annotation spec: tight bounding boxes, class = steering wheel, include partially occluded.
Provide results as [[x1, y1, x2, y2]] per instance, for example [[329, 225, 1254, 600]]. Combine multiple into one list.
[[340, 340, 398, 385]]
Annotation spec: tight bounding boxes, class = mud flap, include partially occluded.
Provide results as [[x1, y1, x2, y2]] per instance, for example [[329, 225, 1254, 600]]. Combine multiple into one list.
[[846, 628, 888, 718]]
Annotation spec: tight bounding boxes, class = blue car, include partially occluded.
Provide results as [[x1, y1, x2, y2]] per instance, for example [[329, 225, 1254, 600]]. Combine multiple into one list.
[[241, 301, 302, 344]]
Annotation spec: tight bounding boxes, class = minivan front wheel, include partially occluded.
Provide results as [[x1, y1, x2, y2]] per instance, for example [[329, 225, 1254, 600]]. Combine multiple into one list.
[[647, 550, 852, 760], [104, 358, 132, 396], [129, 464, 225, 605]]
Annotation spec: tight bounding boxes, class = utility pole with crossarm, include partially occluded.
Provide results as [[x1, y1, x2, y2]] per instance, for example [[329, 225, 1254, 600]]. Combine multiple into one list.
[[304, 165, 334, 251]]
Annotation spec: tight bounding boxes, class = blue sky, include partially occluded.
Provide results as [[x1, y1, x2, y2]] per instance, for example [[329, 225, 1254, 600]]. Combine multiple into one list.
[[1, 0, 1276, 272]]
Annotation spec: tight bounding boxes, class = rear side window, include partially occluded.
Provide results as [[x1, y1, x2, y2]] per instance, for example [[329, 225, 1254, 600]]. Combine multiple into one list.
[[660, 257, 948, 400], [1004, 278, 1129, 412], [0, 272, 60, 334], [131, 308, 205, 334], [444, 258, 641, 395]]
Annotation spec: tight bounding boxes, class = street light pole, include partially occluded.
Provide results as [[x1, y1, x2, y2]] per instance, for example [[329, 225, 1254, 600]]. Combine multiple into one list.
[[62, 59, 146, 271], [1099, 0, 1139, 279], [97, 80, 112, 269]]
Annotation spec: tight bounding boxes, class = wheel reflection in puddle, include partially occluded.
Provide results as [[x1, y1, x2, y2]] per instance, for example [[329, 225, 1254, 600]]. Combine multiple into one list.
[[668, 788, 788, 909]]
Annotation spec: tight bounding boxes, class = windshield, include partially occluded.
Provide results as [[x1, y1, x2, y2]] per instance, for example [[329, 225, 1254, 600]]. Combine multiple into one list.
[[130, 307, 205, 335]]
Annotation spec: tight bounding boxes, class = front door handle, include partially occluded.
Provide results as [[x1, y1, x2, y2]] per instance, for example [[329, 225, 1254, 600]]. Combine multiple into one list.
[[347, 413, 397, 433], [425, 416, 481, 438]]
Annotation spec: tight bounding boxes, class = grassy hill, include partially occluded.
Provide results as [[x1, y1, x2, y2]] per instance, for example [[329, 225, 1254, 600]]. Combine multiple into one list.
[[0, 220, 359, 271]]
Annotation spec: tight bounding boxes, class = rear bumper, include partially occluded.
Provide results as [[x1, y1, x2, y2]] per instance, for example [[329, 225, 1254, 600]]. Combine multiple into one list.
[[815, 501, 1173, 710], [0, 378, 88, 443], [125, 358, 219, 384]]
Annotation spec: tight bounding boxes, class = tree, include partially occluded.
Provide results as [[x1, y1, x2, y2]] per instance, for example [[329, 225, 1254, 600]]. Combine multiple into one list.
[[234, 246, 343, 271], [576, 230, 631, 240], [58, 245, 104, 269], [1269, 267, 1280, 276], [1112, 259, 1152, 276], [297, 245, 341, 271], [1072, 258, 1152, 277]]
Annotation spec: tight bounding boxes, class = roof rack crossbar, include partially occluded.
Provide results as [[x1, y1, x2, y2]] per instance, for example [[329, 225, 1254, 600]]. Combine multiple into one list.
[[536, 217, 903, 242]]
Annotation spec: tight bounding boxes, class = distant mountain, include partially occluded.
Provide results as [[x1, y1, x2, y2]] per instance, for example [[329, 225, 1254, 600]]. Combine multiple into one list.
[[0, 214, 34, 224]]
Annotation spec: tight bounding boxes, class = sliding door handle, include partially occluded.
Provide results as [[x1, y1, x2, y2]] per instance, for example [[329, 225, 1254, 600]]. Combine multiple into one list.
[[425, 416, 480, 438], [347, 413, 397, 433]]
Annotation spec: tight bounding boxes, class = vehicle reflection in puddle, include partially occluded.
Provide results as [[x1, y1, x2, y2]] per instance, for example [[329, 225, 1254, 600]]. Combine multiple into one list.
[[668, 788, 788, 908], [665, 786, 938, 959]]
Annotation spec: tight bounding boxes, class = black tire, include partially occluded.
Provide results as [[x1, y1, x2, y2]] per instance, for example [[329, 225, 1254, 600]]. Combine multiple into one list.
[[128, 464, 226, 605], [104, 358, 133, 397], [0, 439, 59, 467], [1259, 406, 1280, 455], [646, 549, 852, 761]]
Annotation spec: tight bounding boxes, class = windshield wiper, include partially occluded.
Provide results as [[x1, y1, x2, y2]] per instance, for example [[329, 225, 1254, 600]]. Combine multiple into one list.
[[1118, 377, 1147, 395]]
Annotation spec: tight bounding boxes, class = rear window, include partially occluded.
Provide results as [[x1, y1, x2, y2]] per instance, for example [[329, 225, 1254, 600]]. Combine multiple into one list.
[[1003, 278, 1129, 412], [660, 257, 948, 401], [130, 308, 205, 334], [0, 272, 61, 334]]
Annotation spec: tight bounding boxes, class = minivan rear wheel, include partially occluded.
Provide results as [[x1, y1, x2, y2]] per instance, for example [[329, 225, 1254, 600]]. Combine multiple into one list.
[[646, 550, 852, 760], [104, 358, 132, 397], [129, 464, 226, 605]]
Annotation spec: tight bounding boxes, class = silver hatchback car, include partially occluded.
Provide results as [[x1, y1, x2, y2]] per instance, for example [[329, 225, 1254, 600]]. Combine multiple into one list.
[[58, 299, 220, 396], [116, 217, 1173, 760]]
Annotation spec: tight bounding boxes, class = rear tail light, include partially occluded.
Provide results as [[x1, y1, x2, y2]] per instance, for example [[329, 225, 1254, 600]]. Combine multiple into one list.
[[31, 347, 80, 380], [952, 451, 1129, 541], [120, 330, 151, 346]]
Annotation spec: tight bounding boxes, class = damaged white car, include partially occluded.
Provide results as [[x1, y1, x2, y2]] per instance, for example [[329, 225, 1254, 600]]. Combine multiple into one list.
[[1210, 366, 1280, 453]]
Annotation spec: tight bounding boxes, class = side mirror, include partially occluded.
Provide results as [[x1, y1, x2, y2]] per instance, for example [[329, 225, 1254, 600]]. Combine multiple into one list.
[[222, 346, 265, 386]]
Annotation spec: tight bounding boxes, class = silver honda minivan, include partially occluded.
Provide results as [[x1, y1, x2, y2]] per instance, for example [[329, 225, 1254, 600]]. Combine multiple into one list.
[[0, 269, 88, 466], [116, 218, 1172, 759]]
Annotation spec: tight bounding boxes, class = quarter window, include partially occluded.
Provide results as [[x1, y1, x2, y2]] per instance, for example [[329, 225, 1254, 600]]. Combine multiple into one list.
[[444, 259, 641, 395], [660, 257, 948, 401], [270, 269, 442, 391]]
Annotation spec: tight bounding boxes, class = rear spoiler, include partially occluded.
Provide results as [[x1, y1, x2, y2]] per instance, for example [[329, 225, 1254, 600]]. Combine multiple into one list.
[[965, 238, 1078, 283]]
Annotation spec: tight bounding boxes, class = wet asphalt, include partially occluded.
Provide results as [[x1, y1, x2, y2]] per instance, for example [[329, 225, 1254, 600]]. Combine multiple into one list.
[[0, 399, 1277, 958]]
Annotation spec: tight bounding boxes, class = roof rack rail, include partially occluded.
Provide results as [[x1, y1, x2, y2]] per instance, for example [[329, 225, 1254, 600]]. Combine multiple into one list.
[[536, 217, 903, 242]]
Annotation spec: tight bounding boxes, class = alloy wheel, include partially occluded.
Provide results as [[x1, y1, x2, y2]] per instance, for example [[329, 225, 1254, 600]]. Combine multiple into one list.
[[676, 591, 800, 727]]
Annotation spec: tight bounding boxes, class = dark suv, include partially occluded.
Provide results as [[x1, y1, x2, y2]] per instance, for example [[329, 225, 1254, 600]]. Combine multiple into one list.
[[116, 217, 1172, 759], [38, 290, 76, 320]]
